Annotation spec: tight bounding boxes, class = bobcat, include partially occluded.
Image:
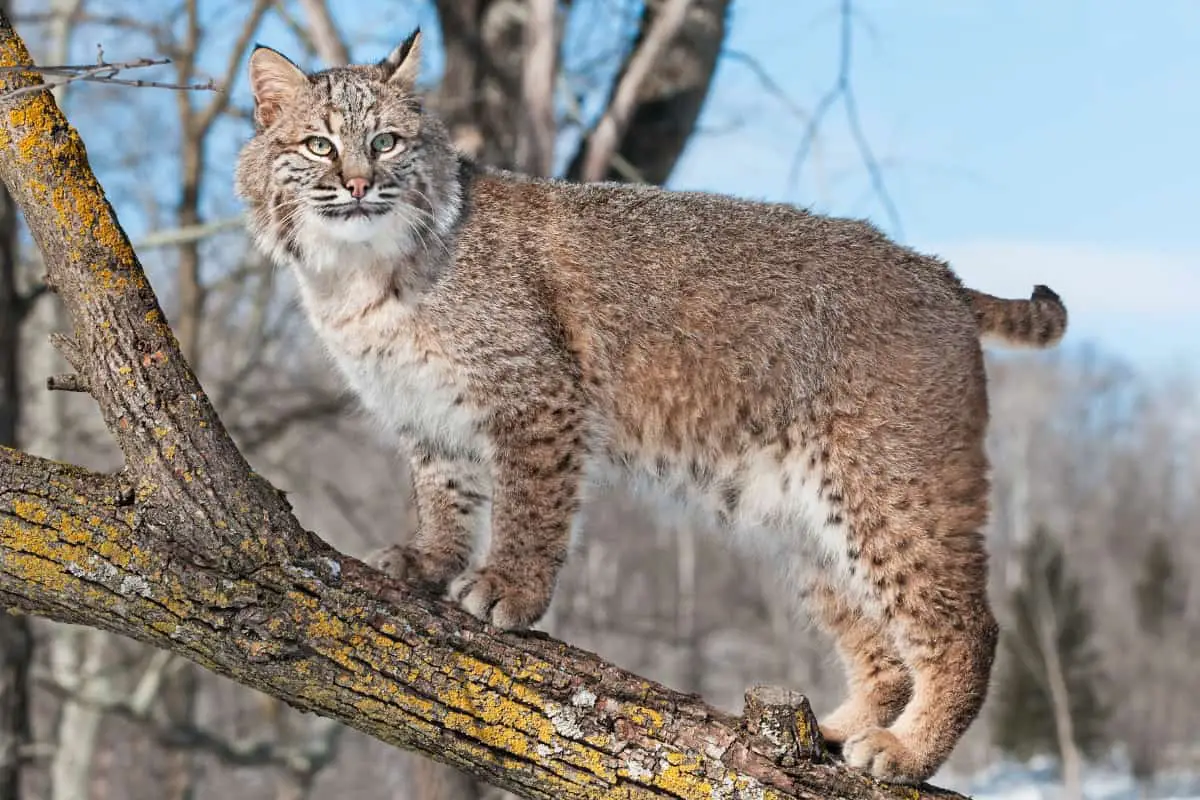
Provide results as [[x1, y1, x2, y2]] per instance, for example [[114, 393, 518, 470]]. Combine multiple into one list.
[[234, 30, 1068, 784]]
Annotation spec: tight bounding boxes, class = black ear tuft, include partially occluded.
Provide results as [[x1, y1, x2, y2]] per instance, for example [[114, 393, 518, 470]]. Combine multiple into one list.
[[381, 28, 421, 70], [380, 28, 423, 87]]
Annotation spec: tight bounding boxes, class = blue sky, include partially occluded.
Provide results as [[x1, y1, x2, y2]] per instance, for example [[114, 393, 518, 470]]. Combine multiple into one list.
[[267, 0, 1199, 373], [67, 0, 1198, 375], [664, 0, 1200, 372]]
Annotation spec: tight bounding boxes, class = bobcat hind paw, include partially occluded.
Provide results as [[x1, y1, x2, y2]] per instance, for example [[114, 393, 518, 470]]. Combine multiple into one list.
[[842, 727, 934, 785]]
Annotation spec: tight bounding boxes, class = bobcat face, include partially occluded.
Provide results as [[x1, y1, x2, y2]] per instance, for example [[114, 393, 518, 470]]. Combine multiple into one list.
[[235, 30, 460, 269]]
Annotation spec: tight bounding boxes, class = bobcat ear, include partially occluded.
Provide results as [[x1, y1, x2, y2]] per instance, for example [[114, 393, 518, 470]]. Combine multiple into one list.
[[381, 28, 422, 89], [248, 45, 308, 129]]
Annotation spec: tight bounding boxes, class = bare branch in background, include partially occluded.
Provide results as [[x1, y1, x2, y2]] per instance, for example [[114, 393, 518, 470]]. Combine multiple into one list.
[[578, 0, 691, 182], [517, 0, 559, 176], [564, 0, 730, 185], [788, 0, 902, 238], [294, 0, 350, 66], [193, 0, 273, 134], [132, 218, 244, 250], [171, 0, 272, 369], [0, 58, 217, 99]]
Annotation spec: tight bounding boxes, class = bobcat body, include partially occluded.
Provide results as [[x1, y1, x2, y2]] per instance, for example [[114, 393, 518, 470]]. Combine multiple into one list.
[[235, 31, 1068, 783]]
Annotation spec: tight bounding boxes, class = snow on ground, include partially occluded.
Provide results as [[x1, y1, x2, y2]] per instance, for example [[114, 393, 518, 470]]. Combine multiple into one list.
[[938, 756, 1200, 800]]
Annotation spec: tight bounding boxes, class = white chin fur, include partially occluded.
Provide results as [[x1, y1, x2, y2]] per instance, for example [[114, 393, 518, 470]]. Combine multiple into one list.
[[296, 209, 415, 272], [319, 214, 391, 244]]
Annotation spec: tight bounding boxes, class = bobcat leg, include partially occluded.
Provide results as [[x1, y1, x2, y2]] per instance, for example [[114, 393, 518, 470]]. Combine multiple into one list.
[[370, 444, 489, 592], [808, 581, 913, 750]]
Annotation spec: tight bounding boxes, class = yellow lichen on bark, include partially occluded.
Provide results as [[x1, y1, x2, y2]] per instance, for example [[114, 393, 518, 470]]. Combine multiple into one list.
[[0, 36, 141, 291]]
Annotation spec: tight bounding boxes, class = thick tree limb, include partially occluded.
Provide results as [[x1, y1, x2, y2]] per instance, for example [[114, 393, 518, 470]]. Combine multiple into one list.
[[0, 450, 965, 800], [0, 15, 965, 800]]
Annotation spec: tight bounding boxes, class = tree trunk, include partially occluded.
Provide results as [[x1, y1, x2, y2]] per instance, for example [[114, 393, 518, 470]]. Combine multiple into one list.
[[0, 16, 32, 790], [565, 0, 731, 184], [1035, 602, 1083, 800], [0, 609, 31, 800], [0, 16, 967, 800], [48, 626, 109, 800]]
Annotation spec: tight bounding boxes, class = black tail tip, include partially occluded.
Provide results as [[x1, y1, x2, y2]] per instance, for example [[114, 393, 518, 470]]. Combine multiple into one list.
[[1032, 284, 1061, 304]]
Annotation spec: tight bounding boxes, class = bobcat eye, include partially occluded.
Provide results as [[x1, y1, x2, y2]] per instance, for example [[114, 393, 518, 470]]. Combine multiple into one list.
[[305, 136, 335, 157], [370, 132, 398, 154]]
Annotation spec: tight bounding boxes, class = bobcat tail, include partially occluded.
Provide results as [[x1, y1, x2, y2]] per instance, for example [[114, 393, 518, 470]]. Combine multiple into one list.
[[962, 284, 1068, 348]]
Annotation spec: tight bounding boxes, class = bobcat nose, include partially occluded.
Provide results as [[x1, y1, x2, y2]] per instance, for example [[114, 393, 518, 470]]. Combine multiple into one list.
[[344, 176, 371, 199]]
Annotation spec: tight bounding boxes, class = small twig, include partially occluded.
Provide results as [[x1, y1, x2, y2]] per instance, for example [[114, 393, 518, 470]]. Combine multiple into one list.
[[787, 0, 903, 239], [0, 57, 166, 73], [47, 373, 89, 393], [0, 57, 218, 100]]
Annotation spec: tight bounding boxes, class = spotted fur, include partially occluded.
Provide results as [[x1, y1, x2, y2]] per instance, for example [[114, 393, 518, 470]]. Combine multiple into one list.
[[234, 31, 1068, 784]]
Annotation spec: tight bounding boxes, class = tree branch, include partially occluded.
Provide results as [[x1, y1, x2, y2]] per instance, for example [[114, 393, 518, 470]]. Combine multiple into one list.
[[0, 14, 964, 800], [194, 0, 272, 132], [577, 0, 692, 182], [0, 449, 963, 800], [787, 0, 902, 239], [565, 0, 730, 185], [0, 58, 217, 99], [293, 0, 350, 67], [516, 0, 559, 176], [46, 373, 89, 393]]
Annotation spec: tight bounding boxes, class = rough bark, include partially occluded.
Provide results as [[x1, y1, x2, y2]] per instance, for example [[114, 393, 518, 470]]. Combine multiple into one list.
[[0, 15, 967, 800]]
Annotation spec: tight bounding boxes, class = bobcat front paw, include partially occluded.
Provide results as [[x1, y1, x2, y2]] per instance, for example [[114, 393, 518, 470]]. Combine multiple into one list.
[[449, 568, 551, 630], [819, 692, 911, 753], [841, 727, 932, 785], [818, 704, 871, 752], [366, 544, 462, 594]]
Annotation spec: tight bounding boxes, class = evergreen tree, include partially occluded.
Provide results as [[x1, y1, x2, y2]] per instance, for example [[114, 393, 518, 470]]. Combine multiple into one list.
[[992, 526, 1109, 762], [1135, 536, 1186, 638], [1128, 536, 1188, 786]]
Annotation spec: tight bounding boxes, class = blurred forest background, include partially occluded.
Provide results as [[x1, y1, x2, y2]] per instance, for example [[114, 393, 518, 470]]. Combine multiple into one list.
[[1, 1, 1197, 800]]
